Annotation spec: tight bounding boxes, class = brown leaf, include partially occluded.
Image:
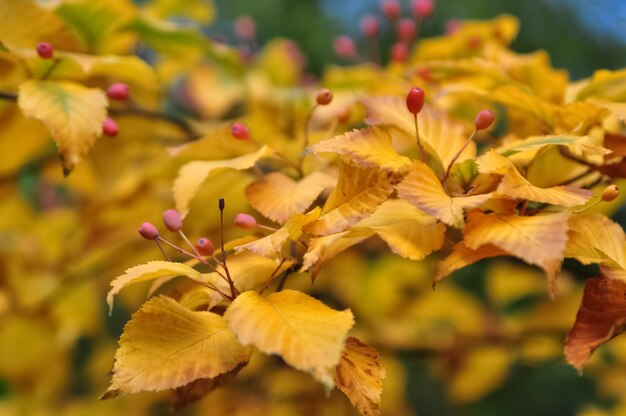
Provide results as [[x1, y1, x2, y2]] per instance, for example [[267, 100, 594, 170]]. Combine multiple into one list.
[[565, 271, 626, 371]]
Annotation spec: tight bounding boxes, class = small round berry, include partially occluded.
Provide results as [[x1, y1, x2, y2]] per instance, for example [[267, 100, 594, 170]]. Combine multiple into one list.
[[406, 87, 425, 115], [106, 83, 130, 101], [445, 18, 462, 35], [234, 15, 256, 40], [234, 213, 257, 229], [102, 117, 119, 137], [139, 222, 158, 240], [390, 42, 408, 62], [196, 237, 215, 256], [601, 184, 620, 202], [396, 18, 416, 42], [36, 42, 54, 59], [162, 209, 182, 232], [333, 35, 356, 59], [381, 0, 400, 20], [412, 0, 434, 19], [231, 122, 250, 140], [474, 109, 495, 130], [360, 15, 379, 38], [316, 88, 333, 106]]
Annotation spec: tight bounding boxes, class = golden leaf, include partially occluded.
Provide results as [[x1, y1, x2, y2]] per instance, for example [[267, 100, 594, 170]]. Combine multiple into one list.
[[435, 243, 508, 285], [565, 214, 626, 270], [305, 127, 411, 172], [360, 96, 475, 168], [564, 270, 626, 371], [353, 199, 445, 261], [300, 231, 371, 280], [173, 145, 271, 218], [107, 261, 202, 313], [246, 171, 335, 224], [490, 85, 558, 126], [171, 363, 246, 411], [18, 80, 108, 174], [224, 290, 354, 389], [496, 134, 610, 158], [102, 296, 252, 398], [305, 163, 394, 235], [396, 162, 492, 228], [477, 150, 593, 207], [335, 337, 385, 416], [464, 210, 570, 296]]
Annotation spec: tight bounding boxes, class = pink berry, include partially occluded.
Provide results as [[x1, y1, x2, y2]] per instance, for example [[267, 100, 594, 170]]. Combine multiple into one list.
[[162, 209, 182, 232], [445, 18, 462, 35], [360, 15, 379, 38], [196, 237, 215, 256], [106, 83, 130, 101], [234, 213, 257, 229], [234, 15, 256, 40], [381, 0, 400, 20], [36, 42, 54, 59], [406, 87, 425, 115], [333, 35, 357, 59], [412, 0, 434, 19], [102, 118, 119, 137], [316, 88, 333, 106], [396, 18, 416, 42], [474, 109, 495, 130], [139, 222, 158, 239], [391, 42, 408, 62], [231, 122, 250, 140]]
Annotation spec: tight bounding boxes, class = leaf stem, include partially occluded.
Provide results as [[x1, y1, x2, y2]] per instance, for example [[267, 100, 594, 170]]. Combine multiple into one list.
[[41, 57, 61, 80], [219, 199, 239, 298], [414, 113, 426, 162], [441, 129, 477, 186]]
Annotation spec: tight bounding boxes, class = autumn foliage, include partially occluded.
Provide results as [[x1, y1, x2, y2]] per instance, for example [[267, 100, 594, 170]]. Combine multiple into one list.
[[4, 0, 626, 415]]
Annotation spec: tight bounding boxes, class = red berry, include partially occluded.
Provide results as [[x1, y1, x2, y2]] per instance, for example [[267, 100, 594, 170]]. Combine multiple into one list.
[[106, 83, 130, 101], [474, 109, 495, 130], [391, 42, 409, 62], [234, 15, 256, 40], [139, 222, 158, 239], [102, 118, 119, 137], [196, 237, 215, 256], [316, 88, 333, 106], [234, 213, 257, 229], [406, 87, 425, 114], [396, 19, 416, 42], [412, 0, 434, 19], [360, 15, 379, 38], [333, 35, 356, 59], [162, 209, 182, 232], [602, 185, 620, 202], [231, 122, 250, 140], [381, 0, 400, 20], [36, 42, 54, 59]]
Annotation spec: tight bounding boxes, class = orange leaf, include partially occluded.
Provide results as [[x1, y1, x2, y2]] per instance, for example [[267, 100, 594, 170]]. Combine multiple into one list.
[[565, 270, 626, 371], [435, 243, 508, 285]]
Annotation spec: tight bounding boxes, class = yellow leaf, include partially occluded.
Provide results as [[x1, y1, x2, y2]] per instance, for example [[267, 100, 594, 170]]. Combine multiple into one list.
[[570, 68, 626, 102], [435, 243, 508, 285], [235, 208, 321, 259], [397, 162, 492, 228], [305, 163, 394, 235], [107, 261, 202, 313], [171, 363, 246, 411], [555, 102, 609, 134], [464, 211, 570, 296], [0, 0, 83, 51], [335, 337, 385, 416], [173, 145, 271, 218], [103, 296, 252, 398], [565, 214, 626, 270], [496, 134, 610, 158], [490, 85, 558, 126], [146, 0, 215, 24], [300, 231, 371, 280], [18, 80, 108, 174], [246, 171, 335, 224], [360, 96, 475, 168], [353, 199, 445, 261], [477, 150, 593, 207], [305, 127, 412, 172], [448, 346, 510, 403], [224, 290, 354, 389]]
